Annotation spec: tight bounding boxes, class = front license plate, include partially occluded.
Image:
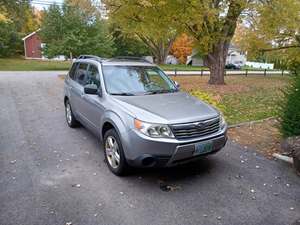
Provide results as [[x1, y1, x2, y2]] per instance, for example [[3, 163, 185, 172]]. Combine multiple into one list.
[[194, 141, 213, 155]]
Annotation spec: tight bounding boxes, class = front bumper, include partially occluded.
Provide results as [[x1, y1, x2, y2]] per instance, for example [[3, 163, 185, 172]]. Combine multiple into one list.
[[123, 127, 227, 168]]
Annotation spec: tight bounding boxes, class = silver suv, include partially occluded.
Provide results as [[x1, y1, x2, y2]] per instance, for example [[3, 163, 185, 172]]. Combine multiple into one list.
[[64, 56, 227, 175]]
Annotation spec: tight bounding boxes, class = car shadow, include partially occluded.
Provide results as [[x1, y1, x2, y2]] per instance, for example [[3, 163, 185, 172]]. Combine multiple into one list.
[[127, 157, 216, 192]]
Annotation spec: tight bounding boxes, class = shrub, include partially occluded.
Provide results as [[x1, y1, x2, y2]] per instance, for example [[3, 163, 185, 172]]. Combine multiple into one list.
[[0, 21, 22, 57], [279, 73, 300, 137], [190, 90, 225, 112]]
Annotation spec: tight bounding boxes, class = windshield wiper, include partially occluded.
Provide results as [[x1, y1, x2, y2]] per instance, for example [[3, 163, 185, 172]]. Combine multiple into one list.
[[145, 89, 177, 95], [110, 92, 135, 96]]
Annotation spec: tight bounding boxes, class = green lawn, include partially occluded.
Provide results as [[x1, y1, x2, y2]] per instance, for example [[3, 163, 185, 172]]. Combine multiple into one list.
[[159, 64, 208, 71], [0, 58, 71, 71], [173, 75, 291, 125], [0, 58, 279, 72], [0, 58, 206, 71]]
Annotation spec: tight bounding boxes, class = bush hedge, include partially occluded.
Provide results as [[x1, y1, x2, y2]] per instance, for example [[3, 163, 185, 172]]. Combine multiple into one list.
[[190, 90, 225, 112], [279, 73, 300, 137]]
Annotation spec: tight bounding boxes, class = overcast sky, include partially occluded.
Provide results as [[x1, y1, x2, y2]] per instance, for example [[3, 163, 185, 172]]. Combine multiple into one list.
[[31, 0, 64, 10]]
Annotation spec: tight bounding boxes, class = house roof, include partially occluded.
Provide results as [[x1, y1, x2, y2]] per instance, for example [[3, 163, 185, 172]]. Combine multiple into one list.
[[22, 29, 41, 41]]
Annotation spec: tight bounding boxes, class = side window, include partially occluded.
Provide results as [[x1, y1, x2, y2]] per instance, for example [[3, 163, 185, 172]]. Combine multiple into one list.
[[86, 64, 101, 88], [75, 63, 88, 86], [69, 63, 78, 80]]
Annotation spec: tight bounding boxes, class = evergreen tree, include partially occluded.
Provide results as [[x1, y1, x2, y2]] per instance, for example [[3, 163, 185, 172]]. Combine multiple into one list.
[[40, 2, 115, 58]]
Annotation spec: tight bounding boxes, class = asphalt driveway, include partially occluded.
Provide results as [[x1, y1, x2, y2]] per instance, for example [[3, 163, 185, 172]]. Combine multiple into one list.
[[0, 71, 299, 225]]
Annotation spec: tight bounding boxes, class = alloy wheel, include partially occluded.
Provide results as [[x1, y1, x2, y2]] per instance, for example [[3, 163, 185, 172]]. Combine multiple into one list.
[[105, 136, 121, 169], [66, 103, 72, 125]]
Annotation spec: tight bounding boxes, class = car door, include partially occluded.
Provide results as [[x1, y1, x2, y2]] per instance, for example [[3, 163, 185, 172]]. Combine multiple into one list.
[[65, 62, 78, 108], [80, 63, 105, 134], [70, 62, 88, 119]]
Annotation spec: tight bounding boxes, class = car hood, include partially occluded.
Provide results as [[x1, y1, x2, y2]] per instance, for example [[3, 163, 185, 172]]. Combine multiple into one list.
[[112, 92, 219, 124]]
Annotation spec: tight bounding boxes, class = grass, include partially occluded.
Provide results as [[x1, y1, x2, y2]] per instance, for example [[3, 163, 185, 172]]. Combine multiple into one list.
[[0, 58, 205, 71], [0, 58, 71, 71], [0, 58, 280, 72], [159, 64, 208, 71], [172, 75, 291, 125]]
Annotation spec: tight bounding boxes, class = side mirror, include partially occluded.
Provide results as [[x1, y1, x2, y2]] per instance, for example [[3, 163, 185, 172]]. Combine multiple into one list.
[[84, 84, 98, 95], [174, 81, 180, 89]]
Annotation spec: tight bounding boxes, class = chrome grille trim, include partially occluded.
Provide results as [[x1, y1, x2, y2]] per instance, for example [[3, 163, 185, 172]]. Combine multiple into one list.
[[170, 117, 220, 140]]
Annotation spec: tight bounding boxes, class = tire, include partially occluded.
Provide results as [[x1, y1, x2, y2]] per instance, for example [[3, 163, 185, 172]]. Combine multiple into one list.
[[65, 99, 79, 128], [103, 129, 129, 176]]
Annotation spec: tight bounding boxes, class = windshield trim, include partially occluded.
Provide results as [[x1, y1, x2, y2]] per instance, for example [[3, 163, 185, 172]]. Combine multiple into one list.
[[101, 65, 177, 96]]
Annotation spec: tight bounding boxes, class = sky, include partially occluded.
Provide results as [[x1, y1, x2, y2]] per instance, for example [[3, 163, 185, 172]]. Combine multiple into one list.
[[31, 0, 107, 18], [31, 0, 64, 10]]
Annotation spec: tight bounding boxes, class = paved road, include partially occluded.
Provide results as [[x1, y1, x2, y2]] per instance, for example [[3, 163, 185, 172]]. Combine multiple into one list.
[[0, 71, 299, 225]]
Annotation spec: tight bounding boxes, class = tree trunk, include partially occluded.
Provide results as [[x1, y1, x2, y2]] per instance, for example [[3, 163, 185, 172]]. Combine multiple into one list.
[[205, 41, 229, 85], [153, 50, 166, 64], [137, 34, 175, 65], [152, 40, 174, 64]]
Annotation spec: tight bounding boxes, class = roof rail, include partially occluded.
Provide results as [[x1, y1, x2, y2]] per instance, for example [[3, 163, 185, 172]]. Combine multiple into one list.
[[77, 55, 103, 62], [111, 56, 152, 63]]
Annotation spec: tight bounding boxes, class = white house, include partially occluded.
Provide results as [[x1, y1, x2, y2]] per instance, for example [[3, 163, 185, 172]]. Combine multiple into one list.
[[186, 44, 247, 67], [226, 44, 247, 67]]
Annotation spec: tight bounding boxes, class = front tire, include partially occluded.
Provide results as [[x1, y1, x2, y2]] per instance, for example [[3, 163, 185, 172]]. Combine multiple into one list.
[[65, 99, 79, 128], [104, 129, 129, 176]]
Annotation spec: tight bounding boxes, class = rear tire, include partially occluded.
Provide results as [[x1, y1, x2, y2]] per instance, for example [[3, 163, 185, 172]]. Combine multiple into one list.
[[103, 129, 129, 176], [65, 99, 79, 128]]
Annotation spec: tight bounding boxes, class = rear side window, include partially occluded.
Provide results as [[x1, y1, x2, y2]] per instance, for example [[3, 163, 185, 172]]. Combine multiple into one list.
[[69, 63, 78, 79], [75, 63, 88, 86]]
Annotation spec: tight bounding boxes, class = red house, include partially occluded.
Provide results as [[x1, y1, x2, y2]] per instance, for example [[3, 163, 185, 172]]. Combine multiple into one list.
[[22, 29, 42, 59]]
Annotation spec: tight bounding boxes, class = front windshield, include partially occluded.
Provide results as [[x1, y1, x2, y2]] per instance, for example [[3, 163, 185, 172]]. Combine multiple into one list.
[[102, 66, 177, 95]]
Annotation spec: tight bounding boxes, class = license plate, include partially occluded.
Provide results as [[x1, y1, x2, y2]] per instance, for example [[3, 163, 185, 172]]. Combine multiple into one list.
[[194, 141, 213, 155]]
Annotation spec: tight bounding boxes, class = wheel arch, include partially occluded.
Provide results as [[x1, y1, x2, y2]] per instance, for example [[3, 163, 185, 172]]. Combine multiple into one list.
[[64, 96, 69, 106], [100, 111, 128, 143], [102, 121, 116, 139]]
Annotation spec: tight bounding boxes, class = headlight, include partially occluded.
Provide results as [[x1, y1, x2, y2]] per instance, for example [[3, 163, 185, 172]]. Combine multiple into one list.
[[134, 119, 174, 138], [219, 115, 226, 129]]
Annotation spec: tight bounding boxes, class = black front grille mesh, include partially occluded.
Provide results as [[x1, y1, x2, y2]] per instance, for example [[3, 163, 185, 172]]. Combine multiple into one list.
[[170, 117, 220, 140]]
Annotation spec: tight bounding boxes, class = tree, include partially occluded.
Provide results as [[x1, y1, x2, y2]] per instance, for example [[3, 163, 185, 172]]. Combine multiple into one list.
[[104, 0, 177, 64], [0, 0, 39, 57], [66, 0, 101, 20], [167, 0, 249, 84], [0, 21, 22, 57], [0, 0, 39, 33], [257, 0, 300, 50], [170, 33, 193, 64], [40, 2, 115, 58], [235, 0, 300, 71], [110, 25, 150, 57]]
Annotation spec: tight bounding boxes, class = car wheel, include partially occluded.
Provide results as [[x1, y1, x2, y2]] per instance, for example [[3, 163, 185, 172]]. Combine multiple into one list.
[[65, 100, 78, 128], [104, 129, 129, 176]]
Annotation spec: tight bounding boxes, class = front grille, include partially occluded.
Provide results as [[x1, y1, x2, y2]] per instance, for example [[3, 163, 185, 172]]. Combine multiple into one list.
[[170, 117, 220, 140]]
